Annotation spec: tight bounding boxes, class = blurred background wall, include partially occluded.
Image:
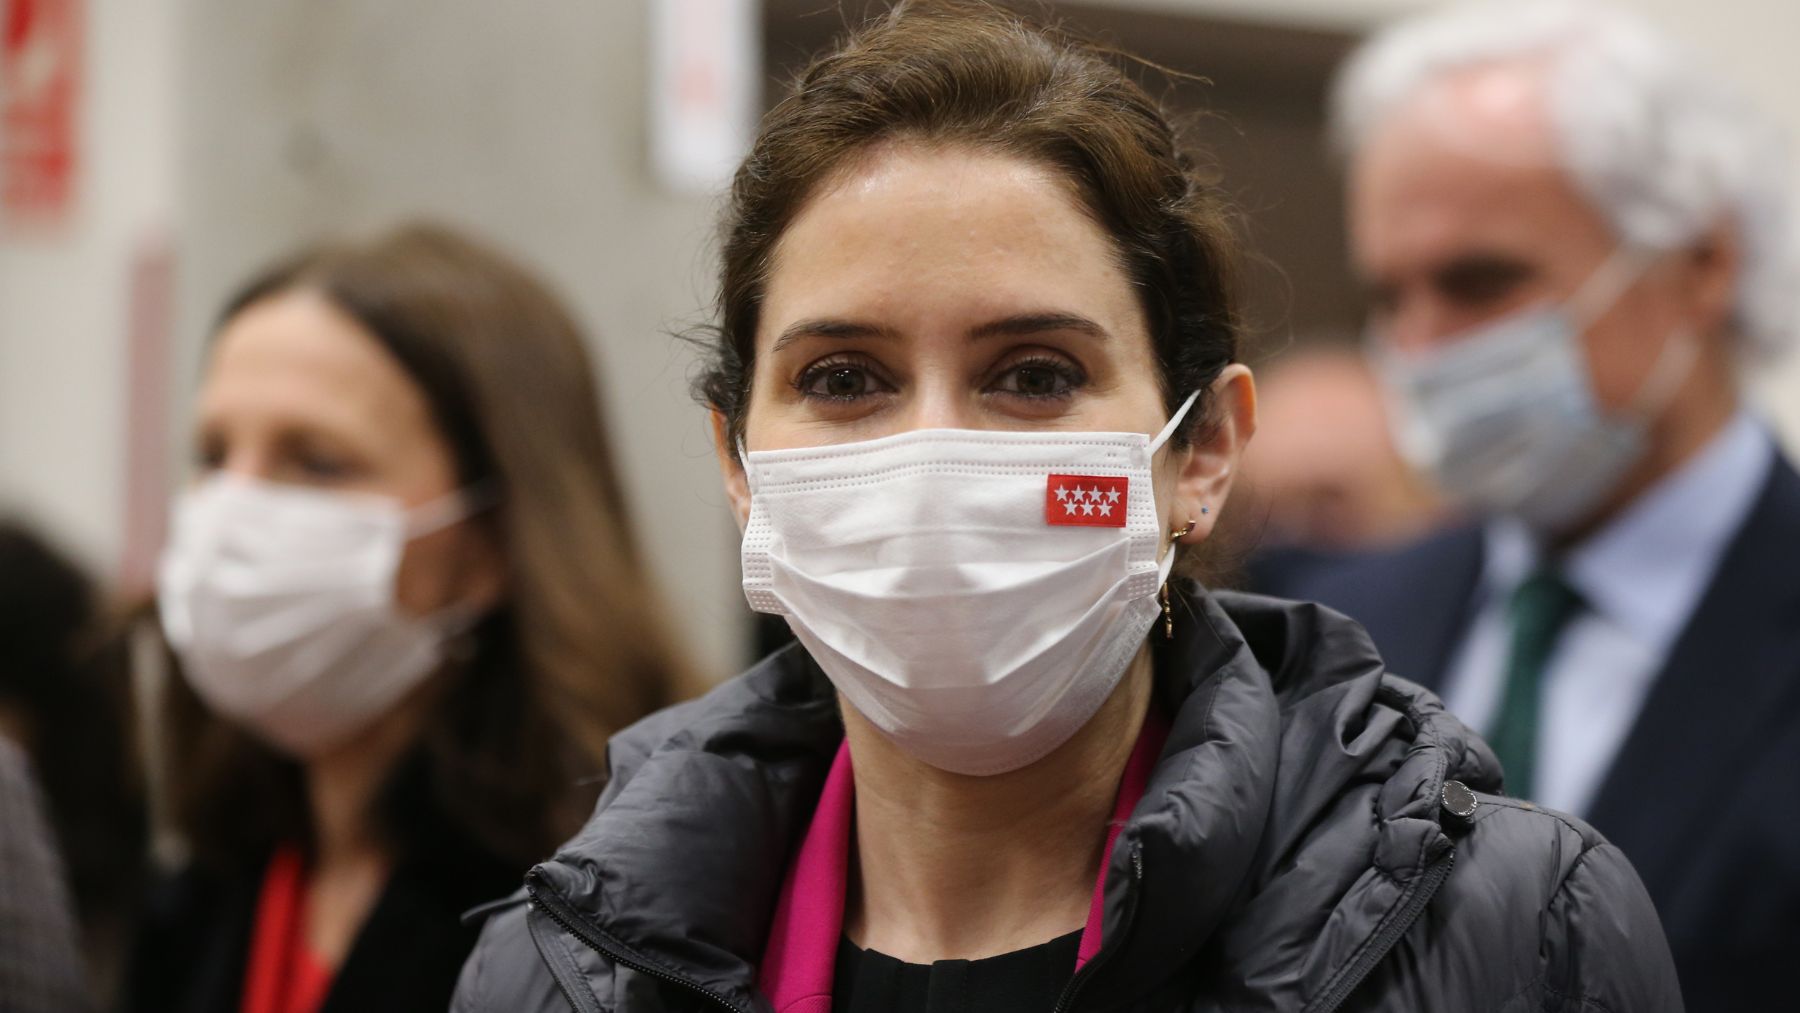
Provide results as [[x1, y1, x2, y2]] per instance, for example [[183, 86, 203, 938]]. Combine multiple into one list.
[[3, 0, 1797, 677], [0, 0, 177, 587]]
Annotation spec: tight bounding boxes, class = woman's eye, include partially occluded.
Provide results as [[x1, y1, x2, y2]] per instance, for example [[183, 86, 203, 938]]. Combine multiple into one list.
[[284, 439, 361, 483], [799, 362, 889, 401], [991, 359, 1083, 399], [297, 453, 353, 480]]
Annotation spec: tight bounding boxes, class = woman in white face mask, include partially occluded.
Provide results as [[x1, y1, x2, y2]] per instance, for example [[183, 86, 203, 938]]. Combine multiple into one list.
[[454, 4, 1679, 1011], [127, 224, 693, 1013]]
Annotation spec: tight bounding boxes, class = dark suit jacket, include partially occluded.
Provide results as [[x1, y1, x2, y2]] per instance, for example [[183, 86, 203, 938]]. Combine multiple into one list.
[[1250, 454, 1800, 1012], [122, 840, 516, 1013]]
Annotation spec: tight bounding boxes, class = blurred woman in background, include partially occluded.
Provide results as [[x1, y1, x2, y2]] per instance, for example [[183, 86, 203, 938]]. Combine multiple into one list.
[[128, 224, 691, 1013]]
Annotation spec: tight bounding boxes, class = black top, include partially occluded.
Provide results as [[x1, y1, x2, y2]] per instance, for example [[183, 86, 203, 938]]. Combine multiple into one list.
[[124, 843, 516, 1013], [832, 930, 1081, 1013]]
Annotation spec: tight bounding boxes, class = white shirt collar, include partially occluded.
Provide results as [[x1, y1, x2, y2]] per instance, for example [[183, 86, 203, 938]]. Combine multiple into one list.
[[1481, 411, 1774, 652]]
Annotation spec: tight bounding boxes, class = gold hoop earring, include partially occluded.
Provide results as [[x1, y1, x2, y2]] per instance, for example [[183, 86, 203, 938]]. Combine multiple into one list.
[[1169, 519, 1197, 541]]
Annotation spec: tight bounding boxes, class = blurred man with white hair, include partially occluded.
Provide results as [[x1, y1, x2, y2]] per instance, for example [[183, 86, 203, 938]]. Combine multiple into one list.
[[1256, 3, 1800, 1008]]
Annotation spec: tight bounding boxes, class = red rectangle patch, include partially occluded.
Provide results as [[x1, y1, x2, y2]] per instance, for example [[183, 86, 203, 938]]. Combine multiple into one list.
[[1046, 474, 1128, 527]]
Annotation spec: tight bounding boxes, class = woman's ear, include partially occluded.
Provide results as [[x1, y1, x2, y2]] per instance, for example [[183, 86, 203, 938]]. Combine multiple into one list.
[[1169, 364, 1257, 547], [711, 409, 753, 529]]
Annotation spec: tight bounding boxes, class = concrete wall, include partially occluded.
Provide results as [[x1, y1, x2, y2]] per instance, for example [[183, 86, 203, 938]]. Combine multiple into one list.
[[0, 0, 178, 574]]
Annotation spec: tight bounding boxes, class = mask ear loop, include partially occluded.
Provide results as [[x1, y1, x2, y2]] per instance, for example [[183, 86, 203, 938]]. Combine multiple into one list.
[[1623, 324, 1701, 424], [400, 481, 504, 637], [1565, 245, 1701, 425], [404, 480, 500, 540], [1149, 390, 1203, 453], [736, 438, 760, 495], [1567, 245, 1659, 331]]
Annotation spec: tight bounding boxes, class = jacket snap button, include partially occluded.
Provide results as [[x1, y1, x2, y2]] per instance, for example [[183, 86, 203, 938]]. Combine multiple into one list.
[[1441, 780, 1479, 820]]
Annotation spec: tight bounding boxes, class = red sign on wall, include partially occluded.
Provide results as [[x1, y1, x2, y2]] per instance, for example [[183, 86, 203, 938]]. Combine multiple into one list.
[[2, 0, 81, 226]]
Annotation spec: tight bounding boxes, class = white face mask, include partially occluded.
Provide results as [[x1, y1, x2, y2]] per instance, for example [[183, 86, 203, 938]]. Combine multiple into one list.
[[1378, 248, 1697, 533], [157, 473, 485, 757], [740, 393, 1196, 776]]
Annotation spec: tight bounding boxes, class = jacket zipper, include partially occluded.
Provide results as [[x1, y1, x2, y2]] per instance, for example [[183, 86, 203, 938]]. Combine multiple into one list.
[[1050, 843, 1145, 1013], [525, 870, 746, 1013], [1304, 852, 1456, 1013], [527, 904, 605, 1013]]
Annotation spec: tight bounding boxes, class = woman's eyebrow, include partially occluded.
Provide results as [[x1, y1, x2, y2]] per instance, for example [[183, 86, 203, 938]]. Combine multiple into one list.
[[771, 318, 897, 353], [969, 312, 1109, 341], [771, 311, 1109, 353]]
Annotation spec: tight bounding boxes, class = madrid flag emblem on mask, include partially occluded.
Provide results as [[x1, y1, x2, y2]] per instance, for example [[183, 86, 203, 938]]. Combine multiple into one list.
[[1046, 474, 1128, 527]]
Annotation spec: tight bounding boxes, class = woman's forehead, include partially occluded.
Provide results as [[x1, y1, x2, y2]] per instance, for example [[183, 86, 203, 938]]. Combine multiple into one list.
[[759, 144, 1147, 350], [201, 292, 437, 447]]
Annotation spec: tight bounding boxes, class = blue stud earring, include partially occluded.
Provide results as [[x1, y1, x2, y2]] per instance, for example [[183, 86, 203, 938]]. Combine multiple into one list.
[[1200, 505, 1210, 515]]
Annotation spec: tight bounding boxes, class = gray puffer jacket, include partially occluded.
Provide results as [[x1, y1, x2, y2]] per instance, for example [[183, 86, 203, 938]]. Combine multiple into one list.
[[452, 589, 1682, 1012]]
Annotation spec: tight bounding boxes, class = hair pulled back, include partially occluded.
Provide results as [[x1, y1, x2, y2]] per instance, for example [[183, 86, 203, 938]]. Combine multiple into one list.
[[697, 0, 1242, 446]]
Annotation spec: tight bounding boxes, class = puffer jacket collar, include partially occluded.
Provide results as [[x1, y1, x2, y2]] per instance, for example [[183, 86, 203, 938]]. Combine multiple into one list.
[[523, 587, 1501, 1012]]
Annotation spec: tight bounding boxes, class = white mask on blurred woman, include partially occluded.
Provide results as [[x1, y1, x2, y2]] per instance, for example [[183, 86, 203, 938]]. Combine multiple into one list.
[[158, 474, 485, 757], [1379, 247, 1697, 533]]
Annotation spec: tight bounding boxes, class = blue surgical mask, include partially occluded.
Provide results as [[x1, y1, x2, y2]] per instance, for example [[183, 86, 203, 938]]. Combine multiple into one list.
[[1376, 247, 1697, 533]]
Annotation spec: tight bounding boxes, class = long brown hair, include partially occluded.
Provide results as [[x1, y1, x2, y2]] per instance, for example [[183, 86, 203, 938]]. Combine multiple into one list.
[[161, 223, 693, 871]]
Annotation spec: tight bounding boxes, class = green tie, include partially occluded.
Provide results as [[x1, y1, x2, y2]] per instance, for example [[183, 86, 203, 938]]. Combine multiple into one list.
[[1487, 570, 1582, 801]]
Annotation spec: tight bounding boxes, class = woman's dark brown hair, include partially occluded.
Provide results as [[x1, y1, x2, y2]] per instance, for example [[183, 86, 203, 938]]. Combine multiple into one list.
[[696, 0, 1242, 452], [162, 223, 694, 871]]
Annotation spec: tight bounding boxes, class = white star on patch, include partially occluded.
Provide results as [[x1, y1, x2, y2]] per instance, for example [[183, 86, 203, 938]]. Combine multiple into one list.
[[1098, 502, 1113, 516], [1106, 489, 1121, 504], [1080, 501, 1095, 515], [1056, 485, 1071, 502]]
